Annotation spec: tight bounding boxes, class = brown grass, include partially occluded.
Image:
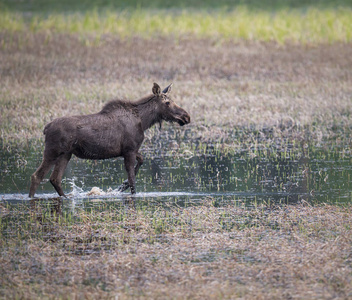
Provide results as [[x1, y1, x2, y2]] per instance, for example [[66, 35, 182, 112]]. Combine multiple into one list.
[[1, 201, 352, 299], [1, 32, 352, 144]]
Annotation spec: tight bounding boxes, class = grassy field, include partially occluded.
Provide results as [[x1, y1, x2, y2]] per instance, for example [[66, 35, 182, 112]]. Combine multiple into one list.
[[1, 33, 351, 146], [1, 0, 352, 299], [1, 6, 352, 43]]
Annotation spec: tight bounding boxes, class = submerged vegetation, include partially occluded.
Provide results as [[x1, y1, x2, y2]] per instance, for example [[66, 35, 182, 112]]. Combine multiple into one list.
[[1, 200, 352, 298]]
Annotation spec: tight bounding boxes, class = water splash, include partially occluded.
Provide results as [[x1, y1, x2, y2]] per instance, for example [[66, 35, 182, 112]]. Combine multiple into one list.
[[66, 177, 85, 196]]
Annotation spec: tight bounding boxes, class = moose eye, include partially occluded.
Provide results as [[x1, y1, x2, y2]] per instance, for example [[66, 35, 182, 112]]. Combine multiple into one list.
[[165, 100, 170, 106]]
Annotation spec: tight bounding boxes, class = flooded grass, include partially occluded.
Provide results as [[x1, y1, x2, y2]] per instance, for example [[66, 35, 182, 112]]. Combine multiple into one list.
[[1, 199, 352, 298], [1, 122, 351, 298], [1, 125, 351, 298], [1, 127, 351, 205]]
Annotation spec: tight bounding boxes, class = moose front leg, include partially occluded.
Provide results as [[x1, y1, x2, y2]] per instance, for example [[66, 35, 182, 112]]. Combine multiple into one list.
[[49, 153, 72, 197], [117, 153, 143, 193], [123, 152, 137, 194]]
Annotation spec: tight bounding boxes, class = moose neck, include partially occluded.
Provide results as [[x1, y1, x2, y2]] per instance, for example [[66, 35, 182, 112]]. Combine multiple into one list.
[[135, 96, 161, 131]]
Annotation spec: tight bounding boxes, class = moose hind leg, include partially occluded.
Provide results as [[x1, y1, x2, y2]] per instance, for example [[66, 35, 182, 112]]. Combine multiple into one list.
[[49, 153, 72, 197], [117, 153, 143, 193], [29, 159, 55, 197]]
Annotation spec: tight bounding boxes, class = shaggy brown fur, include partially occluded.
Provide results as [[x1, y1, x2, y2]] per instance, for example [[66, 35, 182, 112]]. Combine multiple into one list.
[[29, 83, 190, 197]]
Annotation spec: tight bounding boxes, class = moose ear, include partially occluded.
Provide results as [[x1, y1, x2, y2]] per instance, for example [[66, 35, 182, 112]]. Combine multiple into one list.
[[162, 83, 173, 94], [152, 83, 161, 95]]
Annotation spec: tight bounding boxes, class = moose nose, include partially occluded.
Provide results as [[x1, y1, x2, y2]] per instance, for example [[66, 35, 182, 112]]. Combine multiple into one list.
[[184, 114, 191, 124], [180, 113, 190, 126]]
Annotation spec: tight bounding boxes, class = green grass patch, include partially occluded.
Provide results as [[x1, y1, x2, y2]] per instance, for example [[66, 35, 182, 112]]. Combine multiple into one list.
[[1, 7, 352, 43]]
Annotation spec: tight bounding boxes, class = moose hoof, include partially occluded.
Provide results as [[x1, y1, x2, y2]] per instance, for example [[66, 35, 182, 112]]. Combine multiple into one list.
[[117, 180, 130, 192]]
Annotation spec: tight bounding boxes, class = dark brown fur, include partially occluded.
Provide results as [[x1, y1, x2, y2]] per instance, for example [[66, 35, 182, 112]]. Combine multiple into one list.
[[29, 83, 190, 197]]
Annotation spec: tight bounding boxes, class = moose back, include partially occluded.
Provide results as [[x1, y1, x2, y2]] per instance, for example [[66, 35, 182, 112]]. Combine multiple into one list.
[[29, 83, 190, 197]]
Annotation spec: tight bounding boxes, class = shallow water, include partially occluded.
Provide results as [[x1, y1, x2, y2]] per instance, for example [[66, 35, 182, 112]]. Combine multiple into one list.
[[1, 129, 351, 209]]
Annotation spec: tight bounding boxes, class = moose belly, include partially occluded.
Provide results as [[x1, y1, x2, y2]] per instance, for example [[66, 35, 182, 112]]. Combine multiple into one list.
[[73, 138, 123, 160], [72, 116, 143, 160], [72, 120, 127, 159], [73, 145, 122, 160]]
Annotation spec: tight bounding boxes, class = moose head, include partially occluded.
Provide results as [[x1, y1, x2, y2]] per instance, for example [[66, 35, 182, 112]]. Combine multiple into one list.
[[152, 83, 191, 127]]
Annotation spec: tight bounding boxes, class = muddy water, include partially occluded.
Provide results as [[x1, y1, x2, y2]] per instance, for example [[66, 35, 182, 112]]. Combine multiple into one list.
[[1, 129, 351, 208]]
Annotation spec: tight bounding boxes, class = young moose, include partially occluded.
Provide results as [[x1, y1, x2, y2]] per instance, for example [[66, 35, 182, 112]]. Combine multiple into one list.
[[29, 83, 190, 197]]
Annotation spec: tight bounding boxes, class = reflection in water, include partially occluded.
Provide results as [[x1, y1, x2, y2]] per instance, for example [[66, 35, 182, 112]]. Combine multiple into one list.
[[30, 197, 63, 215], [1, 133, 351, 208]]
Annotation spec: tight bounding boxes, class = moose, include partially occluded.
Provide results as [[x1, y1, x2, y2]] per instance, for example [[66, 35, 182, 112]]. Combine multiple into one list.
[[29, 83, 190, 197]]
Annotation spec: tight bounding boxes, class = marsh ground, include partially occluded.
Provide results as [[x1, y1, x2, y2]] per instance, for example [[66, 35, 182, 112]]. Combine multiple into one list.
[[1, 3, 352, 298], [0, 200, 352, 299]]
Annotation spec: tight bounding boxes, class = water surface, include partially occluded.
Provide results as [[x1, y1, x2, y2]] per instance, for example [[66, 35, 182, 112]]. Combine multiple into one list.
[[1, 128, 351, 209]]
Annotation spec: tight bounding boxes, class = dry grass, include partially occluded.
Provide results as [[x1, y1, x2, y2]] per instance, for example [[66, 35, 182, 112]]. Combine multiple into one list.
[[1, 200, 352, 299], [1, 32, 352, 146]]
